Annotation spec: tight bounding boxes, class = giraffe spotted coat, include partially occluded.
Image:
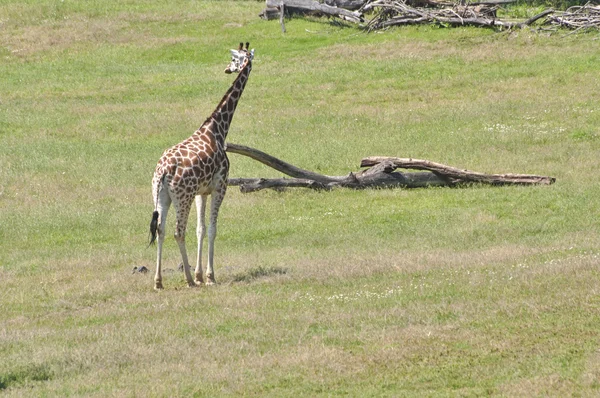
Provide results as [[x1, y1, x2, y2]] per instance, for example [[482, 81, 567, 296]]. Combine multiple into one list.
[[149, 43, 254, 290]]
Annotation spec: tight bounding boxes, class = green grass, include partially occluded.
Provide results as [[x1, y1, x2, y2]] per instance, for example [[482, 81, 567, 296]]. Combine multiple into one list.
[[1, 1, 600, 396]]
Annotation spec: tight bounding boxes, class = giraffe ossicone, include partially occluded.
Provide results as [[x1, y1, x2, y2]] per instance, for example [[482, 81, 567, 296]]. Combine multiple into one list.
[[148, 43, 254, 290]]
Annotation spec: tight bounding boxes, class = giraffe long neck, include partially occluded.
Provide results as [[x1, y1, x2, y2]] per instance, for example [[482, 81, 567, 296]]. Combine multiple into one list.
[[206, 61, 252, 142]]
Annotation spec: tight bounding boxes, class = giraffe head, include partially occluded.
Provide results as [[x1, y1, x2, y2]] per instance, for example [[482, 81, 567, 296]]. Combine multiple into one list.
[[224, 42, 254, 74]]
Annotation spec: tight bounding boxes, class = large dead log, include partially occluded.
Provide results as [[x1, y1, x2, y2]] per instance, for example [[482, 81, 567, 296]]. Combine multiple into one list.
[[259, 7, 281, 20], [324, 0, 368, 10], [225, 143, 555, 192], [470, 0, 516, 5], [264, 0, 364, 23]]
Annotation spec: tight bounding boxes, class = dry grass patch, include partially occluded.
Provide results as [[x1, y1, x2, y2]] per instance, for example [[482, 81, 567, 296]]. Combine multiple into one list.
[[2, 245, 600, 395], [2, 18, 132, 57], [582, 350, 600, 389], [500, 374, 578, 397], [0, 10, 214, 58]]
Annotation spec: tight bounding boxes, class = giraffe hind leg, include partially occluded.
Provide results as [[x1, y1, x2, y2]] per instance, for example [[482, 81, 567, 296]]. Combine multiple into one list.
[[175, 237, 197, 288], [173, 196, 198, 288], [154, 187, 171, 290]]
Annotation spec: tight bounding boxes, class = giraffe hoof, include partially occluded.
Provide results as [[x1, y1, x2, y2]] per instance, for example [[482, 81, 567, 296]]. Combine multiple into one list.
[[194, 274, 204, 285], [187, 280, 199, 288], [154, 281, 164, 290], [206, 274, 216, 285]]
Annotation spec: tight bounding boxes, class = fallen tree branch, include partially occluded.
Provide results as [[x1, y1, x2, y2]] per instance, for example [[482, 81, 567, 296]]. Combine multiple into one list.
[[225, 143, 349, 184], [518, 8, 556, 27], [225, 143, 555, 192], [228, 177, 329, 193], [361, 157, 556, 185]]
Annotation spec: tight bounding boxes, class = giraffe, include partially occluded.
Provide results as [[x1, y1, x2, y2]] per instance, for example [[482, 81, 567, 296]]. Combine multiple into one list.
[[148, 42, 254, 290]]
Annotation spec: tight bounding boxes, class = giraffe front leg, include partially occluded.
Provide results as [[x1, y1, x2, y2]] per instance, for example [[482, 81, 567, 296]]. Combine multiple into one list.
[[206, 187, 226, 285], [194, 195, 208, 285]]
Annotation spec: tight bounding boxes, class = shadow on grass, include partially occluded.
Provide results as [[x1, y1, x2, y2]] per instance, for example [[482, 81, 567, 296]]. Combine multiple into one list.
[[0, 363, 53, 390], [230, 265, 288, 283]]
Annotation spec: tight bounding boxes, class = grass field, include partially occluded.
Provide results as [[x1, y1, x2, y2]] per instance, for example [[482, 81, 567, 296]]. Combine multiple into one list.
[[1, 0, 600, 396]]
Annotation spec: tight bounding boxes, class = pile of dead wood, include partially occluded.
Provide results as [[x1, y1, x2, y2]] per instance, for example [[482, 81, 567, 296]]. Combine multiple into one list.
[[259, 0, 600, 33], [363, 0, 552, 30], [542, 2, 600, 33]]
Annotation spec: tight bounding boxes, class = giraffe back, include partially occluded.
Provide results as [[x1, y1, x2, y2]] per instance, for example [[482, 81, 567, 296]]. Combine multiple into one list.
[[153, 120, 229, 200]]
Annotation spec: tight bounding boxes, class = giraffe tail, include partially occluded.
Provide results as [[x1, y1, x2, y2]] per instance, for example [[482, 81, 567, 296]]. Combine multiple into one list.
[[148, 210, 159, 246], [149, 173, 166, 247]]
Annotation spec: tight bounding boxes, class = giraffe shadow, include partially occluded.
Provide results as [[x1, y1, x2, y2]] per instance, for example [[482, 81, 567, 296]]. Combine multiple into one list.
[[228, 265, 288, 284], [166, 263, 287, 284]]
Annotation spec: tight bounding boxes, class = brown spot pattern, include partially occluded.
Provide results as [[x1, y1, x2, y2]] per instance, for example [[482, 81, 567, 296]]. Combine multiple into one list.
[[151, 54, 252, 238]]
